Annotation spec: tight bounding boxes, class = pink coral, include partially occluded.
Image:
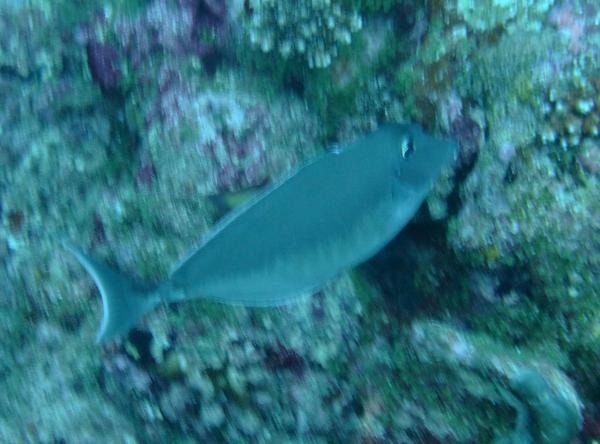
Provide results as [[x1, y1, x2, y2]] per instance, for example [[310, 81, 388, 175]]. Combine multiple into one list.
[[549, 3, 587, 53]]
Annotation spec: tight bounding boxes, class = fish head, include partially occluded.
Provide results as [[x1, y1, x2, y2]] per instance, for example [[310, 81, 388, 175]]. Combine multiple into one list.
[[388, 123, 457, 192]]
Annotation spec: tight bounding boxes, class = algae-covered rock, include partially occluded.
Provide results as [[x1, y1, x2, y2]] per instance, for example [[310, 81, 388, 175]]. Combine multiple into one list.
[[411, 321, 582, 443], [509, 367, 582, 444]]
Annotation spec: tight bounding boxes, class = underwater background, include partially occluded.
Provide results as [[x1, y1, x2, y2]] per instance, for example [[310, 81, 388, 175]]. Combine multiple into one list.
[[1, 0, 599, 442]]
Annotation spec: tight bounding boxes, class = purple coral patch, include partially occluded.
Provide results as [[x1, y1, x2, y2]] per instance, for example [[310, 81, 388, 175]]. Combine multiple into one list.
[[265, 342, 305, 375], [451, 115, 482, 168], [86, 40, 121, 93]]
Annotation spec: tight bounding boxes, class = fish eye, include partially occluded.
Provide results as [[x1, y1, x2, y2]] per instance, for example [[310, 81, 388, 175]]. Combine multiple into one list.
[[400, 136, 415, 159]]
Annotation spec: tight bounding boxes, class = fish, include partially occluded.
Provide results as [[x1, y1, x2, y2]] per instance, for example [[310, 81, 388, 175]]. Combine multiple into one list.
[[64, 123, 456, 343]]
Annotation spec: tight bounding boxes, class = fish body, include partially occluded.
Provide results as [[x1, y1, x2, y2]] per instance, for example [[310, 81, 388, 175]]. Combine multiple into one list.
[[65, 124, 456, 342]]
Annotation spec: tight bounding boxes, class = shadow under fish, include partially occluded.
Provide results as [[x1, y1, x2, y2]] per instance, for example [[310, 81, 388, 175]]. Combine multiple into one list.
[[64, 123, 457, 343]]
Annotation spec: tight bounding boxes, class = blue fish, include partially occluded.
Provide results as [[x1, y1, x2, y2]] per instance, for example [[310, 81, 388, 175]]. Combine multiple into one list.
[[65, 124, 456, 342]]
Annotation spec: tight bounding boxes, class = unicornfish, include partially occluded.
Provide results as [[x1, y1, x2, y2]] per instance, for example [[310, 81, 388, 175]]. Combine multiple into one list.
[[64, 124, 456, 343]]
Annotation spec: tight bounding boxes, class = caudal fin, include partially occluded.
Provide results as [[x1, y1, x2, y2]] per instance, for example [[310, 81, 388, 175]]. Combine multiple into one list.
[[62, 241, 160, 343]]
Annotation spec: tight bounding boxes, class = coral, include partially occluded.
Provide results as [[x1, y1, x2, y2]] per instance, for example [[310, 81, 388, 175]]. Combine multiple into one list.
[[448, 123, 600, 397], [100, 276, 367, 441], [150, 87, 272, 192], [4, 0, 600, 442], [355, 0, 404, 14], [0, 5, 64, 80], [85, 40, 122, 93], [443, 21, 600, 419], [76, 0, 233, 99], [245, 0, 363, 68], [548, 1, 592, 53], [0, 323, 138, 443], [539, 63, 600, 160], [410, 321, 583, 443], [0, 4, 115, 333], [454, 0, 555, 32], [389, 11, 478, 137], [455, 28, 566, 148]]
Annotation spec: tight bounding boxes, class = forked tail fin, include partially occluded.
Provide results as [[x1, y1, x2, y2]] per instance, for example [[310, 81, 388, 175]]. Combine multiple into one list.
[[62, 242, 160, 343]]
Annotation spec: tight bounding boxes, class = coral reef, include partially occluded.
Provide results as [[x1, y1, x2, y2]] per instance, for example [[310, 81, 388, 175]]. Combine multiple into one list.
[[3, 0, 600, 442]]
